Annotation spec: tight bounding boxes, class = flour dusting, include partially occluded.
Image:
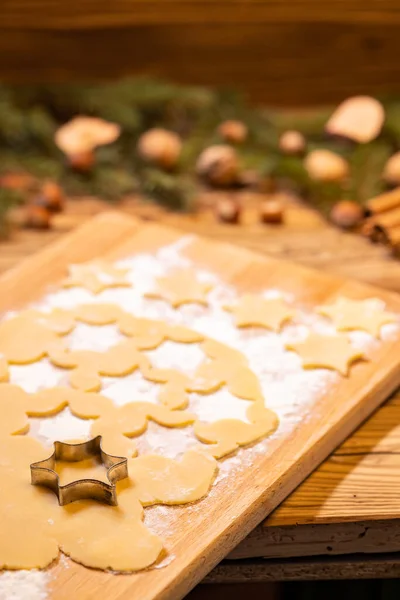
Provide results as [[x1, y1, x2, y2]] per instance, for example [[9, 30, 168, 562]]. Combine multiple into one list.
[[0, 571, 49, 600]]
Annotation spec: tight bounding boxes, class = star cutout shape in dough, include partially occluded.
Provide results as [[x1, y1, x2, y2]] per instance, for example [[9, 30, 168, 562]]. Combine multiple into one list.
[[285, 332, 365, 376], [145, 269, 212, 308], [63, 261, 130, 294], [317, 297, 397, 339], [225, 294, 294, 332]]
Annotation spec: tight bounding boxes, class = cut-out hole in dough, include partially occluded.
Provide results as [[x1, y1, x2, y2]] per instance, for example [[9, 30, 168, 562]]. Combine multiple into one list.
[[29, 408, 93, 446]]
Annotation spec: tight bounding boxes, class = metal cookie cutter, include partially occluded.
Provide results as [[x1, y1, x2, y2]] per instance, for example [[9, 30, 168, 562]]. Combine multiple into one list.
[[30, 435, 128, 506]]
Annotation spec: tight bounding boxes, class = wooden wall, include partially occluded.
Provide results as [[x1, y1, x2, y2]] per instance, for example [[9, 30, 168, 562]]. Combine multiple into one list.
[[1, 1, 400, 105]]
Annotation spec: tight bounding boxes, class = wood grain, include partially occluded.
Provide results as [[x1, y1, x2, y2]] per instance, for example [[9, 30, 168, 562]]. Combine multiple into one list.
[[206, 554, 400, 582], [232, 518, 400, 560], [4, 210, 400, 598], [3, 1, 400, 28], [1, 18, 400, 104]]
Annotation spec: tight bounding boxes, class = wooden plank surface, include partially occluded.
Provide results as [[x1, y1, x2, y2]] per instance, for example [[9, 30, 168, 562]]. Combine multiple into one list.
[[3, 1, 400, 28], [206, 554, 400, 583], [4, 201, 400, 597], [2, 15, 400, 104]]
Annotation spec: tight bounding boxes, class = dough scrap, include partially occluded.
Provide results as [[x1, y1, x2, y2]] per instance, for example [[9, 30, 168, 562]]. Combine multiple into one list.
[[0, 384, 31, 435], [0, 435, 59, 569], [194, 401, 278, 458], [49, 340, 149, 391], [145, 269, 213, 307], [286, 332, 365, 376], [189, 361, 263, 401], [0, 357, 9, 382], [318, 296, 397, 339], [55, 499, 163, 572], [91, 402, 196, 440], [225, 294, 294, 332], [157, 378, 190, 410], [120, 451, 217, 507], [74, 303, 205, 349], [63, 261, 131, 294], [0, 311, 69, 364]]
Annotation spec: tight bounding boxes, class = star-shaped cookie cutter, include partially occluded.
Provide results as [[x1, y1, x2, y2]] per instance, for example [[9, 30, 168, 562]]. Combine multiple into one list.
[[30, 435, 128, 506]]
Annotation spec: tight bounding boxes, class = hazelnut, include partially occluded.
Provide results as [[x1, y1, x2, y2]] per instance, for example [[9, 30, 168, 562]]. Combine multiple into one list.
[[329, 200, 364, 229], [137, 128, 182, 170], [68, 150, 95, 173], [37, 181, 64, 213], [383, 152, 400, 185], [218, 120, 248, 144], [214, 197, 241, 224], [279, 130, 306, 155], [326, 96, 385, 144], [0, 172, 36, 192], [24, 205, 51, 229], [260, 198, 284, 224], [196, 145, 239, 187], [304, 149, 349, 182]]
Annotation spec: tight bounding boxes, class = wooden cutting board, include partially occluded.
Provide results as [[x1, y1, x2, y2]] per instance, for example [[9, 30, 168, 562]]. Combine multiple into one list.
[[4, 211, 400, 600]]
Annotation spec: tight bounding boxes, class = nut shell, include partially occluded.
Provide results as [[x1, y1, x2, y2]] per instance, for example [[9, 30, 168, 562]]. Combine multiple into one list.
[[218, 120, 248, 144], [260, 198, 284, 224], [279, 130, 306, 155], [304, 149, 349, 182], [214, 197, 241, 223], [196, 145, 239, 187], [137, 128, 182, 169], [329, 200, 364, 229]]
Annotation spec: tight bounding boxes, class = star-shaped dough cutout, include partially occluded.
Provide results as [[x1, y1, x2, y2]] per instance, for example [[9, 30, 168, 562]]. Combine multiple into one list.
[[63, 260, 130, 294], [225, 294, 294, 332], [318, 297, 398, 339], [286, 332, 365, 376], [145, 269, 212, 308]]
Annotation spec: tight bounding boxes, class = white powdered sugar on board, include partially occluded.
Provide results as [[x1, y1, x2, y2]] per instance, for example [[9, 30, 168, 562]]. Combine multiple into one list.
[[2, 234, 399, 589], [0, 571, 49, 600]]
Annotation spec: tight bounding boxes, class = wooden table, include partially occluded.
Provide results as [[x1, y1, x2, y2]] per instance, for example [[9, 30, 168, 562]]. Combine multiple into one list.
[[4, 196, 400, 583]]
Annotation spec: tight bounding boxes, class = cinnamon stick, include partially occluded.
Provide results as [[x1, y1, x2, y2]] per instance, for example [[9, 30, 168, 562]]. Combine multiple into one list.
[[365, 187, 400, 216], [365, 206, 400, 244], [373, 206, 400, 228], [385, 224, 400, 250]]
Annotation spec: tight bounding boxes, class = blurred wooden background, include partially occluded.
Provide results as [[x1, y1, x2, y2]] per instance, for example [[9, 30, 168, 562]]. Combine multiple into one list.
[[1, 0, 400, 105]]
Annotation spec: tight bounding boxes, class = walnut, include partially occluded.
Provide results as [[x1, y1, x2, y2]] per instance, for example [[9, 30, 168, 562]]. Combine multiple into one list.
[[279, 130, 306, 155], [137, 128, 182, 169], [196, 145, 239, 187], [218, 120, 248, 144], [304, 150, 349, 182]]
